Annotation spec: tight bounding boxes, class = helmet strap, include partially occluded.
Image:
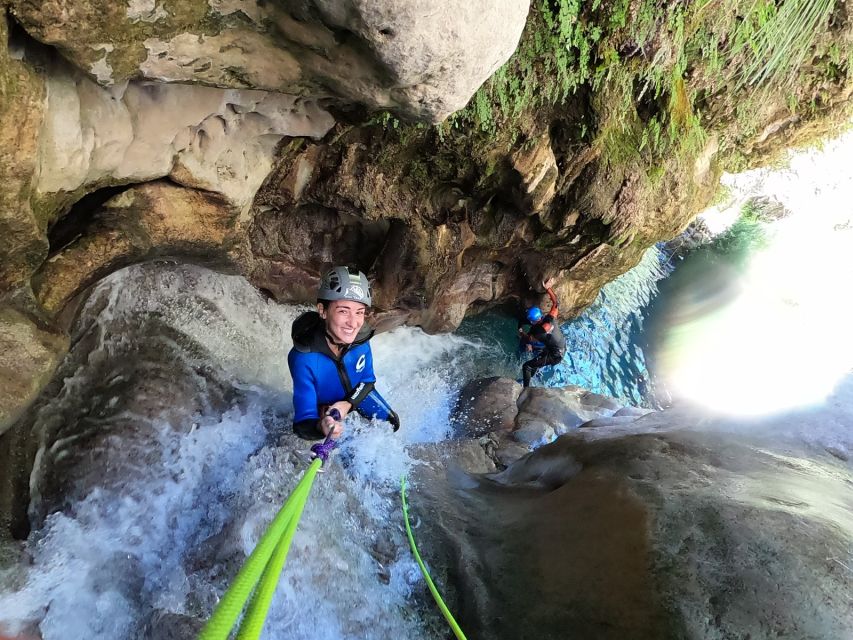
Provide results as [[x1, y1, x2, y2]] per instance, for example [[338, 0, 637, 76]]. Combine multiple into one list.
[[325, 330, 351, 354]]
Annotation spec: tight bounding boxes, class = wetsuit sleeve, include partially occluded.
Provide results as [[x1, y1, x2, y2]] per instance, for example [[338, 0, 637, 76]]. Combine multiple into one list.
[[345, 345, 376, 409], [357, 389, 400, 431], [288, 351, 323, 440], [350, 347, 399, 430], [346, 380, 375, 409], [546, 287, 559, 319]]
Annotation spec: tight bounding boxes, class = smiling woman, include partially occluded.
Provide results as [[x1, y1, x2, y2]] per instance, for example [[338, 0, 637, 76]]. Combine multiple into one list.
[[288, 267, 400, 440], [323, 300, 367, 346]]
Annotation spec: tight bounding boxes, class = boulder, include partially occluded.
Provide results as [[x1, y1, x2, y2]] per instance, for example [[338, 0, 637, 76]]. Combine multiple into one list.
[[515, 385, 623, 437], [494, 440, 532, 467], [511, 421, 556, 449], [0, 308, 68, 435], [11, 0, 529, 122], [433, 424, 853, 639]]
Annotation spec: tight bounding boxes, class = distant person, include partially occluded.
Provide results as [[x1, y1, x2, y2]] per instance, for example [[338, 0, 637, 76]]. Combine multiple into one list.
[[518, 277, 566, 388], [288, 266, 400, 440]]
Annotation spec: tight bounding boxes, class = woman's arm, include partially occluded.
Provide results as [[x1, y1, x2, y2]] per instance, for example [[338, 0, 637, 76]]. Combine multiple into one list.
[[543, 277, 558, 319]]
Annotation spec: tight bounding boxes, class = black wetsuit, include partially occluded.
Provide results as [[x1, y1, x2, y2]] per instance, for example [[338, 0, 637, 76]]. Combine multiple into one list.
[[519, 288, 566, 387]]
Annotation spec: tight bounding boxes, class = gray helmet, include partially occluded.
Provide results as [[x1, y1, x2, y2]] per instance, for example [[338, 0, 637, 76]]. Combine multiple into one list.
[[317, 266, 372, 306]]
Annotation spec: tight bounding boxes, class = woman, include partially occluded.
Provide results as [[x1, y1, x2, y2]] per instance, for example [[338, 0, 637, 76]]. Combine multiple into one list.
[[288, 266, 399, 440]]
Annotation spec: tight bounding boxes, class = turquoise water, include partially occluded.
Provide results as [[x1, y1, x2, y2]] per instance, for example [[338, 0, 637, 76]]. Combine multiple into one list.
[[455, 216, 772, 409], [456, 248, 673, 407]]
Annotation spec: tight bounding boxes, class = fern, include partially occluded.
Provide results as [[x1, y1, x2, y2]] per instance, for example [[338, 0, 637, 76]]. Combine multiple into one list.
[[731, 0, 837, 86]]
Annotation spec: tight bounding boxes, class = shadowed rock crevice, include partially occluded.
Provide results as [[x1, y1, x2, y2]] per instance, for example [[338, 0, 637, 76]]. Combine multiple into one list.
[[46, 184, 133, 255], [32, 181, 241, 315]]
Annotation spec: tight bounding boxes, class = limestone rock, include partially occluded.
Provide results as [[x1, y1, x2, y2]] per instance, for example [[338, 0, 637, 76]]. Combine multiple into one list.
[[613, 405, 654, 418], [11, 0, 529, 122], [512, 421, 556, 448], [0, 308, 68, 435], [410, 439, 497, 477], [578, 415, 646, 429], [0, 14, 48, 290], [453, 377, 522, 436], [440, 425, 853, 638], [511, 133, 558, 214], [35, 65, 334, 213], [493, 437, 532, 468], [140, 610, 204, 639], [32, 181, 240, 315], [744, 195, 792, 222], [515, 385, 623, 437], [415, 252, 508, 333]]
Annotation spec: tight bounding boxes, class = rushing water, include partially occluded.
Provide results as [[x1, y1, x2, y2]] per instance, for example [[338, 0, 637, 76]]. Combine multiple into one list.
[[0, 264, 487, 639], [0, 243, 671, 638]]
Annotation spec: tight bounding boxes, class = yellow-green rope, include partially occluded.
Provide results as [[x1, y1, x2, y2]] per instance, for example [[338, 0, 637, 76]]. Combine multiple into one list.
[[236, 470, 314, 640], [198, 457, 323, 640], [400, 476, 468, 640]]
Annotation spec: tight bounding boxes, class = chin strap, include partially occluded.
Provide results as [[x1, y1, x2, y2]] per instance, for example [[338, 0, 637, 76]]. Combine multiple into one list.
[[325, 331, 351, 353]]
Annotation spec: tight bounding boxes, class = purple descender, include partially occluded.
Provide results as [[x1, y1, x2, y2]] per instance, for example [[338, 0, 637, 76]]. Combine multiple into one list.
[[310, 408, 340, 463]]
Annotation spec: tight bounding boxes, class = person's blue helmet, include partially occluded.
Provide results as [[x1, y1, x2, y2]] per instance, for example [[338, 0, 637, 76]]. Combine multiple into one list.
[[526, 307, 543, 324]]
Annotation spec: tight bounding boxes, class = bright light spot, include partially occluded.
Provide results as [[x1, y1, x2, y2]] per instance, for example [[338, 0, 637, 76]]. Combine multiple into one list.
[[698, 201, 742, 235], [658, 129, 853, 416]]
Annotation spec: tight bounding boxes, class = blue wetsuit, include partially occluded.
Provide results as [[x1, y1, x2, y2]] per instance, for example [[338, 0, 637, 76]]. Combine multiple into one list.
[[288, 311, 399, 440]]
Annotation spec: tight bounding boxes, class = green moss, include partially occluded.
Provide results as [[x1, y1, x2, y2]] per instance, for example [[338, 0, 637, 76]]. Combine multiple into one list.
[[335, 0, 851, 262], [445, 0, 846, 174]]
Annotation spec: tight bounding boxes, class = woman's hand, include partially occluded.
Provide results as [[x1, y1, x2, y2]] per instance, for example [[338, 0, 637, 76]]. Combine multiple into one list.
[[328, 400, 352, 420], [319, 401, 352, 440], [320, 415, 343, 439], [543, 277, 556, 290]]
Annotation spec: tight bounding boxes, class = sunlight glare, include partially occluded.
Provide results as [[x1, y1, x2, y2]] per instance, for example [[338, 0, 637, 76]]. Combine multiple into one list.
[[658, 130, 853, 415]]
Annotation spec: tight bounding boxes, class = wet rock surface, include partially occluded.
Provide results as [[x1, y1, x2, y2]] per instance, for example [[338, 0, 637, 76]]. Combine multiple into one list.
[[452, 377, 521, 437], [431, 377, 853, 638], [0, 308, 68, 435], [513, 384, 624, 445], [428, 395, 853, 639]]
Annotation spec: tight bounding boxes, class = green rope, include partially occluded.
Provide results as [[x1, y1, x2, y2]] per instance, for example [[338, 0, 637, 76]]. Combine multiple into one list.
[[198, 458, 323, 640], [236, 468, 315, 640], [400, 476, 468, 640]]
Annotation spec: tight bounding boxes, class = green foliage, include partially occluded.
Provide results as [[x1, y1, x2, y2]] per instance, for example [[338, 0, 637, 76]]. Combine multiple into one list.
[[451, 0, 621, 134], [729, 0, 838, 87], [426, 0, 846, 191]]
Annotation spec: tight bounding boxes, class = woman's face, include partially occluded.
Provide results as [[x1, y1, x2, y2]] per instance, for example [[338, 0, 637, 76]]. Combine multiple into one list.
[[319, 299, 367, 344]]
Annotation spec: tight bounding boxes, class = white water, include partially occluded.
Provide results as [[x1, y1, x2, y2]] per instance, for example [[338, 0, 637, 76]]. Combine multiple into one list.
[[0, 264, 480, 639], [657, 131, 853, 416]]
